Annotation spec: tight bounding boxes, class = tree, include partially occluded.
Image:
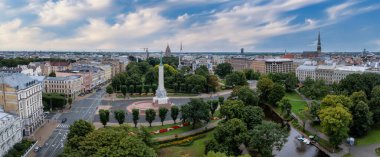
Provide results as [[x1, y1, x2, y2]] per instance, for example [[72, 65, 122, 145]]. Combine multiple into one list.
[[350, 101, 373, 137], [170, 106, 179, 124], [220, 100, 245, 120], [121, 85, 128, 98], [225, 71, 247, 87], [309, 101, 321, 121], [247, 121, 288, 157], [99, 109, 110, 127], [49, 71, 56, 77], [195, 65, 210, 77], [72, 126, 157, 157], [284, 72, 298, 92], [114, 110, 126, 125], [185, 74, 207, 93], [205, 151, 250, 157], [181, 98, 210, 129], [300, 79, 330, 99], [369, 86, 380, 124], [257, 76, 274, 102], [68, 97, 73, 108], [236, 86, 259, 106], [132, 109, 140, 128], [241, 106, 264, 130], [209, 100, 219, 117], [244, 69, 260, 80], [276, 98, 292, 117], [268, 83, 285, 105], [218, 96, 225, 105], [319, 105, 352, 148], [67, 120, 94, 148], [215, 63, 233, 78], [207, 75, 219, 93], [158, 107, 169, 126], [321, 95, 353, 109], [106, 85, 114, 95], [206, 118, 248, 156], [145, 109, 156, 127], [350, 90, 368, 104]]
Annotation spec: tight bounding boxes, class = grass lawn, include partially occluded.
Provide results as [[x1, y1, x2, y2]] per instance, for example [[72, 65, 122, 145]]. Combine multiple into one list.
[[145, 123, 202, 138], [356, 128, 380, 146], [284, 92, 308, 120], [158, 130, 214, 157]]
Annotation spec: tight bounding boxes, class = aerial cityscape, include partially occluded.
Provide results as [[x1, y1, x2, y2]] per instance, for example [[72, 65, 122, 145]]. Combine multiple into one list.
[[0, 0, 380, 157]]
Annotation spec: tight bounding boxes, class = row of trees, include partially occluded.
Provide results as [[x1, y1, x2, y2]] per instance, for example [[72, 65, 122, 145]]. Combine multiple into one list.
[[42, 93, 72, 110], [206, 86, 288, 157], [98, 97, 225, 128], [61, 120, 157, 157], [0, 57, 73, 67], [109, 60, 220, 94]]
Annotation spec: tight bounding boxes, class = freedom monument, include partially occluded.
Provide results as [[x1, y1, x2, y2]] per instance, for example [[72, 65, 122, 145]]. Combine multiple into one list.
[[127, 53, 172, 114]]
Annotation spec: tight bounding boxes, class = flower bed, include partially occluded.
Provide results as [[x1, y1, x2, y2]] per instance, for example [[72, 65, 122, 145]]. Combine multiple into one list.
[[159, 134, 206, 148], [151, 122, 190, 135]]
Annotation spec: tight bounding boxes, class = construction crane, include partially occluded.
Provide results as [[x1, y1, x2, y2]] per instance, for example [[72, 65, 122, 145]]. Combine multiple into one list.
[[141, 48, 149, 58]]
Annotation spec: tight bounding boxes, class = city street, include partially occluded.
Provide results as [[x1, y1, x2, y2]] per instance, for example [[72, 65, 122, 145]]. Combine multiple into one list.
[[36, 89, 105, 157]]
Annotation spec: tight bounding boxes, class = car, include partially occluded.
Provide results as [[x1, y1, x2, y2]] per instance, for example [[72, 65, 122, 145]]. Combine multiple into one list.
[[61, 118, 67, 123], [34, 146, 40, 152]]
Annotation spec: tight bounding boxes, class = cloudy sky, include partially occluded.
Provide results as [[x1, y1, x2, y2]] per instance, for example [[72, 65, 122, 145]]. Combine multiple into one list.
[[0, 0, 379, 52]]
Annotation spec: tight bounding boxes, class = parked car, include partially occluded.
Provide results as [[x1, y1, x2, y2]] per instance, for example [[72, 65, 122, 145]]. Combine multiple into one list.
[[34, 146, 40, 152], [61, 118, 67, 123]]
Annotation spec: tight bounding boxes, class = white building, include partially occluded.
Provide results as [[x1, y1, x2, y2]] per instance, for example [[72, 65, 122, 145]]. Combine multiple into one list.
[[0, 108, 23, 157], [296, 64, 369, 84], [0, 73, 44, 136]]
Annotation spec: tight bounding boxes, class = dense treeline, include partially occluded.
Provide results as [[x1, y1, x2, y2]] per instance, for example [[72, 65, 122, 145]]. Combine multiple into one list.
[[0, 57, 74, 67], [42, 93, 67, 110], [109, 58, 219, 94]]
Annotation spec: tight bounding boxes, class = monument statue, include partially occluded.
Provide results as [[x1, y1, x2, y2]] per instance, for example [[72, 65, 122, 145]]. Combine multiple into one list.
[[153, 52, 169, 105]]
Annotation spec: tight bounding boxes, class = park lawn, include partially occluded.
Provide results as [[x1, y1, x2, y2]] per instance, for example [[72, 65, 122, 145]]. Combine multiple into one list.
[[284, 92, 308, 120], [356, 128, 380, 146], [159, 130, 214, 157]]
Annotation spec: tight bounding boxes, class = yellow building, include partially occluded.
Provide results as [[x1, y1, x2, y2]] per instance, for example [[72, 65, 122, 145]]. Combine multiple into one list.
[[0, 73, 44, 136]]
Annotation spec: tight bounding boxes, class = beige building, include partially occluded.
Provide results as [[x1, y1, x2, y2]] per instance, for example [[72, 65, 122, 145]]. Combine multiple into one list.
[[225, 57, 255, 71], [97, 65, 112, 82], [253, 59, 294, 74], [44, 76, 83, 99], [0, 73, 44, 136]]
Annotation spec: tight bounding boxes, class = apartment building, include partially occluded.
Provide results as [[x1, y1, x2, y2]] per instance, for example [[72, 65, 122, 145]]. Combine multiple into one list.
[[253, 59, 294, 74], [0, 109, 23, 157], [44, 76, 83, 99], [0, 73, 44, 136], [225, 57, 255, 71]]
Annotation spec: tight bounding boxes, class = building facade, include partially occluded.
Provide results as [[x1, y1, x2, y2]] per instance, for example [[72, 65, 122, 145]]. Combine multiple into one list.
[[225, 57, 254, 71], [0, 73, 44, 136], [253, 59, 294, 74], [44, 76, 83, 99], [296, 64, 369, 84], [0, 109, 23, 157]]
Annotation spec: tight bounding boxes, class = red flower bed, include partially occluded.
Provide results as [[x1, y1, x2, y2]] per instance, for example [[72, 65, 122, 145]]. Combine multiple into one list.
[[183, 122, 190, 126], [159, 129, 168, 133], [171, 125, 180, 129]]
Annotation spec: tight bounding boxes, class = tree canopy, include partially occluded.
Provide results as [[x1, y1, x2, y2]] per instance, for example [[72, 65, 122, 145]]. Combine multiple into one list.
[[181, 98, 210, 129], [215, 63, 233, 78]]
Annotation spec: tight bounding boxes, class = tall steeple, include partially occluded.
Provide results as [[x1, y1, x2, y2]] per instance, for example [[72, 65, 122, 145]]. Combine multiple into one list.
[[165, 44, 171, 56], [317, 31, 321, 53]]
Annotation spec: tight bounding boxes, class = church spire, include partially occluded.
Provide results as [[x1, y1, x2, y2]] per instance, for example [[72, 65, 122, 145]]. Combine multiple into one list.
[[317, 31, 321, 53]]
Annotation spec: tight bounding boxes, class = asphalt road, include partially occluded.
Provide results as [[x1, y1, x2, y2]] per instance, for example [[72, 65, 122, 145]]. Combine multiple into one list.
[[36, 89, 105, 157]]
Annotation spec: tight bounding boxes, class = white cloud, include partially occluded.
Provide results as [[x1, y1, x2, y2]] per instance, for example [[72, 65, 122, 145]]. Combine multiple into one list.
[[326, 0, 380, 21], [37, 0, 112, 26]]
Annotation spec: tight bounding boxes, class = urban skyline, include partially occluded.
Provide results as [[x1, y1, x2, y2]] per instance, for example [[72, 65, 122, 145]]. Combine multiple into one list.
[[0, 0, 380, 52]]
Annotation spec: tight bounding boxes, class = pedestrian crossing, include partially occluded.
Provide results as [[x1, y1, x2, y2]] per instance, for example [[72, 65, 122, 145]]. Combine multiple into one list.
[[57, 124, 70, 128]]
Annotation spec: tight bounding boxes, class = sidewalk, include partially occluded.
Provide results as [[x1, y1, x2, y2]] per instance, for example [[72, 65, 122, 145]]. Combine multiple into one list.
[[27, 120, 59, 157]]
